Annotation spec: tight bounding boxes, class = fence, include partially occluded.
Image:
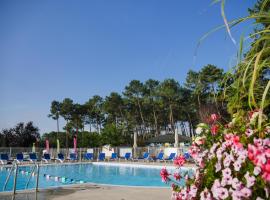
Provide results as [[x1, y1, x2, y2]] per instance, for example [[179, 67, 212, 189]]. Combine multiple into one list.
[[0, 146, 190, 161]]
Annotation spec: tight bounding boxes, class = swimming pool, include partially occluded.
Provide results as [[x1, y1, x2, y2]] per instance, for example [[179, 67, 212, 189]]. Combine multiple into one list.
[[0, 163, 192, 192]]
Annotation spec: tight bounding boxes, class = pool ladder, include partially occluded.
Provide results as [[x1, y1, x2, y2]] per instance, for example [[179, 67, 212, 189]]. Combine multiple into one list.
[[3, 163, 40, 194]]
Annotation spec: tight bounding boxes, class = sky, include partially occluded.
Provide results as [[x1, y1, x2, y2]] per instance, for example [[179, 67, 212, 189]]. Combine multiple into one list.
[[0, 0, 257, 134]]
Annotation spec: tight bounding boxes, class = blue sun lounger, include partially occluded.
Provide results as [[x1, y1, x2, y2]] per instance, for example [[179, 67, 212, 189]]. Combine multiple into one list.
[[120, 152, 131, 161], [164, 153, 176, 162], [152, 152, 164, 162], [42, 153, 51, 163], [134, 152, 150, 162], [15, 153, 25, 164], [97, 153, 105, 161], [109, 153, 118, 161], [184, 152, 192, 161], [0, 153, 10, 165], [28, 153, 38, 163], [69, 153, 78, 161], [56, 153, 65, 163], [84, 153, 93, 161]]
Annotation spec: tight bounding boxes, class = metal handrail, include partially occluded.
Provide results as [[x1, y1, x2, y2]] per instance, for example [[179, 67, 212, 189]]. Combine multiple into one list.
[[35, 163, 40, 192], [24, 163, 40, 192], [3, 163, 15, 191], [3, 162, 41, 194], [13, 163, 18, 195], [25, 164, 36, 189]]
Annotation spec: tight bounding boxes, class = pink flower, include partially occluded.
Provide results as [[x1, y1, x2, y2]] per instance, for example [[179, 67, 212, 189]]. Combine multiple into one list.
[[200, 188, 212, 200], [217, 187, 229, 199], [221, 175, 232, 186], [265, 126, 270, 134], [216, 148, 223, 161], [160, 168, 170, 183], [248, 144, 258, 162], [254, 166, 261, 176], [211, 179, 221, 198], [179, 188, 188, 199], [211, 124, 219, 135], [245, 128, 254, 137], [224, 134, 243, 149], [264, 138, 270, 147], [232, 177, 242, 190], [223, 156, 232, 167], [240, 187, 252, 198], [173, 155, 186, 167], [173, 172, 181, 181], [215, 162, 221, 172], [231, 189, 242, 200], [244, 172, 255, 188], [222, 168, 231, 177], [254, 138, 263, 147], [233, 160, 242, 171], [189, 185, 198, 198], [210, 114, 220, 122], [262, 171, 270, 182]]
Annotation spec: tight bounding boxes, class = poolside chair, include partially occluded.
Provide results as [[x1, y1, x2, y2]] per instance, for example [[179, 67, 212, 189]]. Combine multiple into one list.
[[184, 152, 190, 159], [15, 153, 25, 164], [56, 153, 65, 163], [152, 152, 164, 162], [184, 152, 192, 161], [97, 153, 105, 161], [120, 152, 131, 161], [164, 153, 176, 163], [84, 153, 93, 161], [109, 153, 118, 161], [42, 153, 51, 163], [28, 153, 38, 163], [69, 153, 78, 161], [134, 152, 150, 162], [0, 153, 10, 165]]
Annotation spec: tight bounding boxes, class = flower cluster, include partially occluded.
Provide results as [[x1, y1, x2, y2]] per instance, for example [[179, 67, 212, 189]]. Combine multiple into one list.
[[248, 138, 270, 182], [161, 111, 270, 200]]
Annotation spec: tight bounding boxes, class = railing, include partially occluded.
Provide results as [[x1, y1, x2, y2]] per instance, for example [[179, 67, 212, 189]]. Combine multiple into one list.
[[2, 163, 40, 194], [3, 163, 16, 192]]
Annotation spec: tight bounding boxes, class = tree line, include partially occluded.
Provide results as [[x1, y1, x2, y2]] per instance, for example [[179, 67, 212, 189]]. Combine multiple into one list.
[[45, 64, 225, 147], [0, 64, 225, 147], [0, 122, 40, 147]]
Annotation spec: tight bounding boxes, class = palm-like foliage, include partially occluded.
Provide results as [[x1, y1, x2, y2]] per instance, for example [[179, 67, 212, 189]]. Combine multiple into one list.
[[223, 0, 270, 130]]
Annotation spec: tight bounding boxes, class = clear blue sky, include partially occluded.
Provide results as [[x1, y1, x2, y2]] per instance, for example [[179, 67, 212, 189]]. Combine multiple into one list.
[[0, 0, 256, 134]]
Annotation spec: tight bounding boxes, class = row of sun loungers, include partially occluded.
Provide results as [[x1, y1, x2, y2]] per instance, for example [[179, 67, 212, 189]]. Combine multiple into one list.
[[0, 152, 191, 165], [0, 152, 79, 164]]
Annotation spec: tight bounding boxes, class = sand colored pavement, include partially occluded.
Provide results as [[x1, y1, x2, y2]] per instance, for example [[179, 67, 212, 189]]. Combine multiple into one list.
[[0, 185, 171, 200], [51, 185, 171, 200]]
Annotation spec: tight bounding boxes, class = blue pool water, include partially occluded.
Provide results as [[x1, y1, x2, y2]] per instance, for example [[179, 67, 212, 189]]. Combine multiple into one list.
[[0, 163, 190, 192]]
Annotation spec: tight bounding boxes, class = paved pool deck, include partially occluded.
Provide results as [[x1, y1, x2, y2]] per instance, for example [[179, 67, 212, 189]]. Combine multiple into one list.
[[0, 185, 171, 200]]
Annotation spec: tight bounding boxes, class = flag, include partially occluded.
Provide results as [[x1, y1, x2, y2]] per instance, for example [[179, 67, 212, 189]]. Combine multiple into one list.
[[32, 143, 36, 152], [46, 139, 49, 153], [73, 137, 77, 153]]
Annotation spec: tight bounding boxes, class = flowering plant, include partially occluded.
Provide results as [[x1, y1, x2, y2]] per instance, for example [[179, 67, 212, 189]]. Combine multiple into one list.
[[161, 111, 270, 199]]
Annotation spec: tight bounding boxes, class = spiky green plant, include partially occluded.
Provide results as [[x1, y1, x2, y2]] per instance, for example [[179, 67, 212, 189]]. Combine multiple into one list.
[[217, 0, 270, 131]]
